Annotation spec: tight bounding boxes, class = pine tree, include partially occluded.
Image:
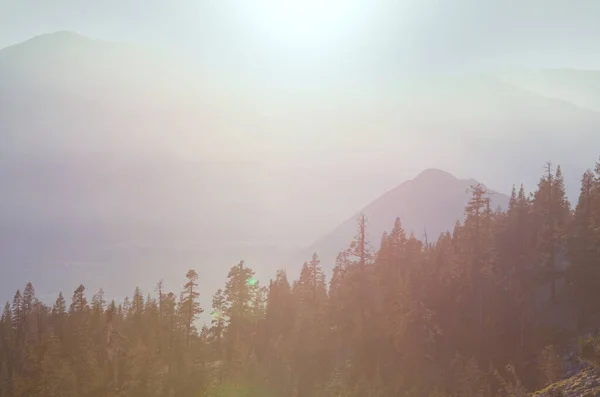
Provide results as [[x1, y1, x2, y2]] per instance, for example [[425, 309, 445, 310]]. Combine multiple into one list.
[[251, 285, 267, 323], [224, 261, 257, 361], [291, 254, 329, 397], [52, 292, 68, 343], [21, 282, 35, 320], [91, 289, 106, 315], [0, 302, 14, 395], [263, 268, 295, 392], [387, 217, 408, 279], [497, 182, 534, 360], [163, 291, 178, 374], [69, 285, 88, 314], [40, 332, 77, 397], [568, 164, 600, 330], [12, 290, 23, 332], [20, 282, 35, 341], [347, 213, 374, 271], [106, 299, 117, 325], [65, 285, 100, 395], [328, 251, 352, 370], [53, 292, 67, 317], [345, 213, 377, 379], [180, 270, 203, 346], [329, 251, 349, 307], [532, 163, 570, 304], [131, 287, 144, 318], [261, 272, 296, 394], [210, 289, 227, 354], [308, 253, 327, 302], [457, 184, 496, 358]]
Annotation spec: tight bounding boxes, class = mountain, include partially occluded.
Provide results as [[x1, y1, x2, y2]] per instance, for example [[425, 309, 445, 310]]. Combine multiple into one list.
[[0, 32, 311, 305], [496, 68, 600, 113], [0, 31, 232, 158], [303, 169, 510, 269], [1, 31, 599, 306]]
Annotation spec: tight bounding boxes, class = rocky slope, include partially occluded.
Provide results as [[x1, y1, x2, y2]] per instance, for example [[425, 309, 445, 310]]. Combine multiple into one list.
[[534, 366, 600, 397]]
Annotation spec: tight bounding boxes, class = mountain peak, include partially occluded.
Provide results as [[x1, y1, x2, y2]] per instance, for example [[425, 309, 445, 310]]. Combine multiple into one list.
[[303, 167, 510, 269], [413, 168, 458, 182], [41, 30, 82, 38], [0, 31, 96, 57], [19, 30, 91, 47]]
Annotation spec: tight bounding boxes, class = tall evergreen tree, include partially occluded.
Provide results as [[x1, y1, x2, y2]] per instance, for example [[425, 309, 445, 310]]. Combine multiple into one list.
[[0, 302, 14, 395], [69, 285, 88, 314], [223, 261, 258, 361], [345, 213, 377, 379], [180, 270, 203, 346], [532, 163, 570, 304], [568, 168, 600, 327], [210, 288, 227, 355]]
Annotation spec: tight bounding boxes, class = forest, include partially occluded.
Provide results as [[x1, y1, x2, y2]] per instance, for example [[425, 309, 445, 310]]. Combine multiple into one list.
[[1, 160, 600, 397]]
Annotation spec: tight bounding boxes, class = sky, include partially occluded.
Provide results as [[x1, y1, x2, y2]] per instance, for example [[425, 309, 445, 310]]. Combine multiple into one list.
[[3, 0, 600, 81], [3, 0, 600, 193]]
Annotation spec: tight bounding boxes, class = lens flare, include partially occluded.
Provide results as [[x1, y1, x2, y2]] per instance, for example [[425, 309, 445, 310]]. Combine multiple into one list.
[[246, 277, 258, 286]]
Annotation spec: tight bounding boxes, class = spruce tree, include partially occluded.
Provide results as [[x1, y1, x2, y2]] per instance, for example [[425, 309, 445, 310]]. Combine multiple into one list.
[[532, 163, 570, 304], [180, 270, 203, 346], [224, 261, 257, 361], [568, 169, 599, 327], [0, 302, 14, 395], [210, 289, 227, 354]]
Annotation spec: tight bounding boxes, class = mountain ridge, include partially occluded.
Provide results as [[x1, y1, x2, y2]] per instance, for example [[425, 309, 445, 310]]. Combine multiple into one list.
[[301, 168, 510, 269], [0, 31, 597, 307]]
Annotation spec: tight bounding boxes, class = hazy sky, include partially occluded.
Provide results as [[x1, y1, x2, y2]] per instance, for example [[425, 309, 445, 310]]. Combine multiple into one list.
[[3, 0, 600, 191], [3, 1, 600, 192], [3, 0, 600, 81]]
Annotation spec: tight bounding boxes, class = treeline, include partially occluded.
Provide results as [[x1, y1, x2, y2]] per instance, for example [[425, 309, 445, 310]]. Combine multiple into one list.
[[1, 160, 600, 397]]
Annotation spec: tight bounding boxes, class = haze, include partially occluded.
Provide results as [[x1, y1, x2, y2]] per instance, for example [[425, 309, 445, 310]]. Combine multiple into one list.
[[2, 0, 600, 302], [5, 2, 600, 396]]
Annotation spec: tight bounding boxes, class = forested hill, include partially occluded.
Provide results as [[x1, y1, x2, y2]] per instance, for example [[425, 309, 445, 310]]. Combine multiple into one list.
[[2, 158, 600, 396], [303, 168, 510, 269]]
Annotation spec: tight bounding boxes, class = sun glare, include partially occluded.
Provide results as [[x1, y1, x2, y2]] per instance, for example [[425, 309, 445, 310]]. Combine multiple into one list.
[[245, 0, 367, 54]]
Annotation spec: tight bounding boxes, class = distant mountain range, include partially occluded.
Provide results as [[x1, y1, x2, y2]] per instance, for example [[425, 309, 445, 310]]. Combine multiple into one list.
[[496, 68, 600, 113], [301, 169, 510, 269], [1, 31, 598, 309]]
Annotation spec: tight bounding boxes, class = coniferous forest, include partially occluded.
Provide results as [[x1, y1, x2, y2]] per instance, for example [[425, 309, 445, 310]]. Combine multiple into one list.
[[2, 160, 600, 397]]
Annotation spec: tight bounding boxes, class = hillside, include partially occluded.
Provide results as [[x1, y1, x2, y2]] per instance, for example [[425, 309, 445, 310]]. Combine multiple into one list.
[[497, 68, 600, 113], [534, 367, 600, 397], [0, 31, 227, 157], [303, 168, 510, 268], [1, 156, 598, 397], [2, 31, 600, 304]]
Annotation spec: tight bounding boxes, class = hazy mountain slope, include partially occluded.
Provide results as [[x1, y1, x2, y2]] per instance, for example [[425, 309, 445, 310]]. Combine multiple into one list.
[[1, 32, 599, 306], [496, 68, 600, 113], [0, 31, 233, 158], [0, 32, 314, 304], [303, 169, 510, 269], [389, 74, 600, 201]]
